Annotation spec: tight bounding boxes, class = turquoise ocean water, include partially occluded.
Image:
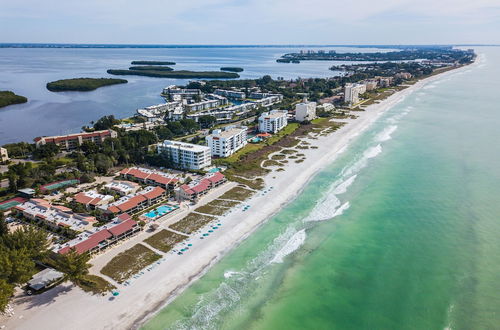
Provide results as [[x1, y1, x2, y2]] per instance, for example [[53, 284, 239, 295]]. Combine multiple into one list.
[[142, 46, 500, 330]]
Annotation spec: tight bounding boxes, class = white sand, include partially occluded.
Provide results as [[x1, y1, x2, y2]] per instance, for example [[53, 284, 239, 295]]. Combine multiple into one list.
[[0, 68, 468, 330]]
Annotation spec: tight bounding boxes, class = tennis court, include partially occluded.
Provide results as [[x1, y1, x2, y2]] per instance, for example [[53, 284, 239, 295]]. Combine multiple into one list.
[[41, 179, 80, 192], [0, 197, 27, 211]]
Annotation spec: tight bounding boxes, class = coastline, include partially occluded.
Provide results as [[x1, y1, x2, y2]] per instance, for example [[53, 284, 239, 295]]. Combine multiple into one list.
[[0, 63, 475, 330]]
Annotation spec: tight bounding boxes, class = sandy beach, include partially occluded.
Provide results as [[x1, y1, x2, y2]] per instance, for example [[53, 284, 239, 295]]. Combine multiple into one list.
[[0, 66, 470, 330]]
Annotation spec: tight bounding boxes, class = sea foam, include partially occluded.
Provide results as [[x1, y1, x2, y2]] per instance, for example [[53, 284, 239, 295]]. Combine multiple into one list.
[[270, 229, 306, 264]]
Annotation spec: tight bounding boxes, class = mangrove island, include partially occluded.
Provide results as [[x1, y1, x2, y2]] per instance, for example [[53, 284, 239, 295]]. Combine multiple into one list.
[[46, 78, 128, 92], [0, 90, 28, 108]]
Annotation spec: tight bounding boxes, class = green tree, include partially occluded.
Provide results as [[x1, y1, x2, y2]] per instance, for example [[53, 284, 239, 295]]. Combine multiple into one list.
[[0, 212, 7, 236], [54, 249, 91, 285], [0, 279, 14, 312]]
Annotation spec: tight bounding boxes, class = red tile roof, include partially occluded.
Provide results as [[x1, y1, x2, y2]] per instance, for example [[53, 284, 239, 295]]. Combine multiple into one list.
[[74, 192, 93, 205], [142, 187, 165, 200], [207, 172, 225, 184], [59, 229, 112, 254], [108, 219, 137, 237], [117, 213, 132, 222]]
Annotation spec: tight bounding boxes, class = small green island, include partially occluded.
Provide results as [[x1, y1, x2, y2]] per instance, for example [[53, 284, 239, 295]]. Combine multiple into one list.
[[131, 60, 176, 65], [220, 67, 244, 72], [129, 66, 174, 71], [46, 78, 128, 92], [0, 90, 28, 108], [107, 69, 240, 79]]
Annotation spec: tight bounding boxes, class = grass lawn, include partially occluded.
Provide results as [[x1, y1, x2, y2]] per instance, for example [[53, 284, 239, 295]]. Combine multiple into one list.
[[218, 187, 255, 201], [194, 203, 229, 216], [144, 229, 188, 253], [78, 274, 116, 295], [170, 213, 216, 235], [101, 244, 161, 283]]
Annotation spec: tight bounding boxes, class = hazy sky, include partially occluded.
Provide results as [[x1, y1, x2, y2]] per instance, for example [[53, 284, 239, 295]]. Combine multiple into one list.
[[1, 0, 499, 44]]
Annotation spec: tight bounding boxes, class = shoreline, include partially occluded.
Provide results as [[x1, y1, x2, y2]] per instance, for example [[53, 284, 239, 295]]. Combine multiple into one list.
[[0, 63, 475, 330]]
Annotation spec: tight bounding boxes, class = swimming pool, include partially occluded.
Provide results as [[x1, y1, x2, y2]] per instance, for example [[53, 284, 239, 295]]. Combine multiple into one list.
[[144, 205, 178, 219], [208, 167, 221, 173]]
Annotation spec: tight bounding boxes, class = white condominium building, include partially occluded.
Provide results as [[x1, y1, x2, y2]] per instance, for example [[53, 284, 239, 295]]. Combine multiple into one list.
[[295, 100, 317, 122], [158, 140, 211, 170], [207, 126, 248, 158], [258, 110, 288, 133], [0, 147, 8, 162], [344, 83, 367, 105]]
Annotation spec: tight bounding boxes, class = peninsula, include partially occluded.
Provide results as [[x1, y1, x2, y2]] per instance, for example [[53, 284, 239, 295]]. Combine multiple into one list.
[[46, 78, 128, 92], [0, 91, 27, 108], [220, 67, 244, 72], [131, 60, 176, 65]]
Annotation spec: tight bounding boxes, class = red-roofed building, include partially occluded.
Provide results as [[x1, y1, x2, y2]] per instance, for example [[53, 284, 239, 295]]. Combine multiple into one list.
[[34, 130, 117, 151], [176, 173, 226, 202], [73, 191, 114, 210], [120, 167, 180, 191], [103, 186, 166, 216], [58, 213, 140, 255]]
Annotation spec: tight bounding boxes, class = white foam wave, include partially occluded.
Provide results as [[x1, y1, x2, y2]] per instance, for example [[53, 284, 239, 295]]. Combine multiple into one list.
[[270, 229, 306, 264], [364, 144, 382, 159], [332, 202, 350, 218], [223, 271, 242, 279], [333, 175, 357, 195], [376, 125, 398, 142]]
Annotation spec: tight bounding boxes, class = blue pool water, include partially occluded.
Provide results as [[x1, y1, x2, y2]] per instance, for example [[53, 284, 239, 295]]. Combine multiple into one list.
[[144, 205, 177, 218]]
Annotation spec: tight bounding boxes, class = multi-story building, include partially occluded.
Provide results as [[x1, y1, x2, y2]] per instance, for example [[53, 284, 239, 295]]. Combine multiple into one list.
[[344, 83, 367, 104], [365, 79, 378, 91], [137, 102, 180, 122], [0, 147, 8, 163], [55, 213, 140, 255], [176, 172, 226, 202], [207, 126, 247, 158], [14, 199, 97, 232], [185, 95, 228, 112], [104, 180, 141, 196], [395, 72, 412, 80], [162, 85, 203, 101], [34, 130, 117, 151], [103, 186, 166, 216], [73, 191, 114, 210], [378, 77, 394, 87], [214, 89, 246, 100], [157, 140, 211, 170], [258, 110, 288, 133], [119, 167, 180, 191], [295, 100, 317, 122]]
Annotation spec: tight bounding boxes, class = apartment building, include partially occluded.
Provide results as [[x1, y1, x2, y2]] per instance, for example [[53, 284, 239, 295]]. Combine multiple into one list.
[[0, 147, 8, 163], [73, 191, 114, 210], [214, 89, 246, 100], [14, 199, 96, 232], [119, 167, 180, 191], [104, 180, 141, 196], [103, 186, 166, 216], [295, 100, 317, 122], [162, 85, 203, 101], [206, 126, 247, 158], [56, 213, 140, 255], [176, 172, 226, 202], [258, 110, 288, 133], [34, 130, 117, 151], [344, 83, 367, 104], [157, 140, 211, 170]]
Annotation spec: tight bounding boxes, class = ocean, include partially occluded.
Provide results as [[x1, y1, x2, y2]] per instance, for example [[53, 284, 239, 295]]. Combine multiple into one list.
[[0, 45, 386, 145], [141, 46, 500, 330]]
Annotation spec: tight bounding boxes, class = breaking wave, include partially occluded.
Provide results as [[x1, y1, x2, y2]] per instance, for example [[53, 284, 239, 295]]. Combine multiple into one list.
[[376, 125, 398, 142], [332, 202, 350, 218], [270, 229, 306, 264]]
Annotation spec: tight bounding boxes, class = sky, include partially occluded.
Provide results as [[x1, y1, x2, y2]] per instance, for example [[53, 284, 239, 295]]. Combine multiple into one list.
[[1, 0, 499, 45]]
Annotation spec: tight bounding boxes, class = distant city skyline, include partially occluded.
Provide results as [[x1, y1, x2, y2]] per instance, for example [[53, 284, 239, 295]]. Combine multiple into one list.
[[1, 0, 499, 44]]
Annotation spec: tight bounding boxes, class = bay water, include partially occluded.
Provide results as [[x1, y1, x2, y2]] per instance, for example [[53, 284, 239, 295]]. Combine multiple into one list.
[[142, 47, 500, 330]]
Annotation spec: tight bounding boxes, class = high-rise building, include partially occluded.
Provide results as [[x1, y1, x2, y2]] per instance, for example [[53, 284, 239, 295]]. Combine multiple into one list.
[[344, 83, 367, 104], [157, 140, 211, 170], [295, 100, 317, 122], [258, 110, 288, 133], [207, 126, 247, 158]]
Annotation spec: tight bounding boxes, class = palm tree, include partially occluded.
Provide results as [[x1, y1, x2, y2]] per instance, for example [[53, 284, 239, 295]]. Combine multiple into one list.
[[55, 249, 91, 285]]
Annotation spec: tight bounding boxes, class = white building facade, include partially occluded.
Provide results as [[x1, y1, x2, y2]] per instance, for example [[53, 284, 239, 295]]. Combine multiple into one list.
[[344, 83, 367, 104], [207, 126, 248, 158], [295, 101, 317, 122], [158, 140, 211, 170], [258, 110, 288, 133]]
